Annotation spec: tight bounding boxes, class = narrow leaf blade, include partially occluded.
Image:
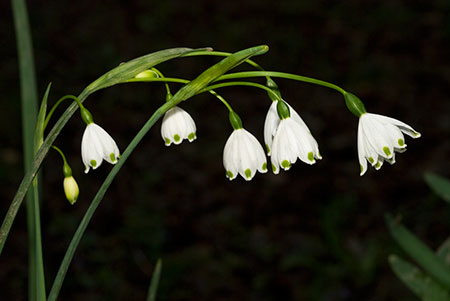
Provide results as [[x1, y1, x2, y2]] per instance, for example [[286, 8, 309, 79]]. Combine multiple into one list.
[[423, 277, 450, 301], [424, 172, 450, 203], [34, 83, 51, 152], [147, 259, 162, 301], [386, 214, 450, 291], [80, 47, 211, 99], [389, 254, 426, 298]]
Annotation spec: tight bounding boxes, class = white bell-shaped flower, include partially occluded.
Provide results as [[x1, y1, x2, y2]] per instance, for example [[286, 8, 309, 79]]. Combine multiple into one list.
[[81, 123, 120, 173], [358, 112, 421, 176], [269, 101, 321, 174], [161, 106, 197, 146], [271, 118, 322, 174], [223, 128, 268, 181], [264, 100, 310, 156]]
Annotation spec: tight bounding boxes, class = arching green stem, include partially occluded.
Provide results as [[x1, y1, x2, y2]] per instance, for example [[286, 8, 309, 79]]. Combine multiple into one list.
[[150, 68, 172, 99], [126, 77, 235, 111], [44, 95, 83, 130], [215, 71, 347, 95], [199, 81, 282, 101], [51, 145, 68, 165]]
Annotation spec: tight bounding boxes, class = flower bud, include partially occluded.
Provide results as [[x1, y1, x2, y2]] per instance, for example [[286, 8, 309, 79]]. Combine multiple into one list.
[[63, 176, 79, 205], [276, 100, 290, 120], [229, 111, 243, 130], [135, 70, 159, 79], [344, 92, 367, 117]]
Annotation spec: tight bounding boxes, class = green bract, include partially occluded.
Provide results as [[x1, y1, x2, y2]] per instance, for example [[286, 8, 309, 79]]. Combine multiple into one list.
[[344, 92, 367, 117]]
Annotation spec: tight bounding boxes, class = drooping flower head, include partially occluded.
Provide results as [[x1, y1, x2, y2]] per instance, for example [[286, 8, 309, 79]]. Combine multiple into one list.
[[344, 92, 421, 176], [267, 100, 322, 174], [223, 111, 267, 181], [357, 113, 421, 176], [161, 106, 197, 146], [80, 107, 120, 173]]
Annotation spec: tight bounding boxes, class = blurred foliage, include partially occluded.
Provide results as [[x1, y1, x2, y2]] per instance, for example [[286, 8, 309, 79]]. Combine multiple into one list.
[[388, 173, 450, 300], [1, 0, 450, 300]]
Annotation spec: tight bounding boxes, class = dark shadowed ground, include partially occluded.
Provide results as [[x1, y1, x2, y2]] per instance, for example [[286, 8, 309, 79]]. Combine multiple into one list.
[[1, 0, 449, 300]]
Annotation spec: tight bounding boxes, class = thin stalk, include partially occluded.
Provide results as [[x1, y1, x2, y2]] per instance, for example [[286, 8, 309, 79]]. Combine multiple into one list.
[[199, 81, 282, 101], [11, 0, 45, 299], [44, 95, 79, 130], [215, 71, 347, 95]]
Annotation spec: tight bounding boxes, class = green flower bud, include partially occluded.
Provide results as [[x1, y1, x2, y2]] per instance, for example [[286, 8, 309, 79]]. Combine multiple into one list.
[[229, 111, 243, 130], [63, 176, 79, 205], [344, 92, 367, 117], [276, 100, 290, 120], [80, 107, 94, 125], [62, 162, 72, 178], [135, 70, 158, 79], [266, 78, 282, 102]]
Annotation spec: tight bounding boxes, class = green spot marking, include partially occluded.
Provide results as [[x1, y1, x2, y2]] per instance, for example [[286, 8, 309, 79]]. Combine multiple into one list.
[[360, 164, 363, 173], [188, 132, 195, 140], [164, 138, 171, 145], [110, 153, 116, 162], [308, 152, 314, 162], [376, 162, 381, 168], [262, 162, 267, 171], [383, 146, 391, 157], [368, 157, 374, 164], [90, 160, 97, 167], [412, 131, 420, 137], [271, 163, 277, 171], [265, 144, 270, 154], [281, 160, 290, 169], [398, 138, 404, 146], [245, 168, 252, 179], [226, 171, 234, 179], [174, 134, 181, 142]]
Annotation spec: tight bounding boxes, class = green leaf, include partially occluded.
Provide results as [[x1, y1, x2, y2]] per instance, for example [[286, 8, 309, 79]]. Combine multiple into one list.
[[423, 277, 450, 301], [147, 259, 162, 301], [424, 172, 450, 203], [174, 45, 269, 102], [80, 47, 211, 99], [437, 236, 450, 265], [389, 254, 426, 298], [386, 214, 450, 291], [34, 83, 51, 152]]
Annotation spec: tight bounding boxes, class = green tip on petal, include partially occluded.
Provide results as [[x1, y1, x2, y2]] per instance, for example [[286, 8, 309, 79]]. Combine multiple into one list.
[[398, 138, 404, 146], [245, 168, 252, 179], [307, 152, 314, 162], [174, 134, 181, 142], [188, 133, 196, 141], [412, 131, 421, 137], [226, 170, 234, 179], [368, 157, 374, 164], [262, 162, 267, 171], [376, 162, 381, 168], [383, 146, 391, 157], [281, 160, 290, 169], [360, 164, 363, 174], [271, 163, 277, 172], [110, 153, 116, 162], [90, 160, 97, 167], [265, 144, 270, 155], [164, 137, 171, 145]]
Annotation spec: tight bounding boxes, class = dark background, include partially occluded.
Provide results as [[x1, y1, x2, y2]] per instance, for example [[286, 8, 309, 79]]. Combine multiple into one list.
[[1, 0, 449, 300]]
